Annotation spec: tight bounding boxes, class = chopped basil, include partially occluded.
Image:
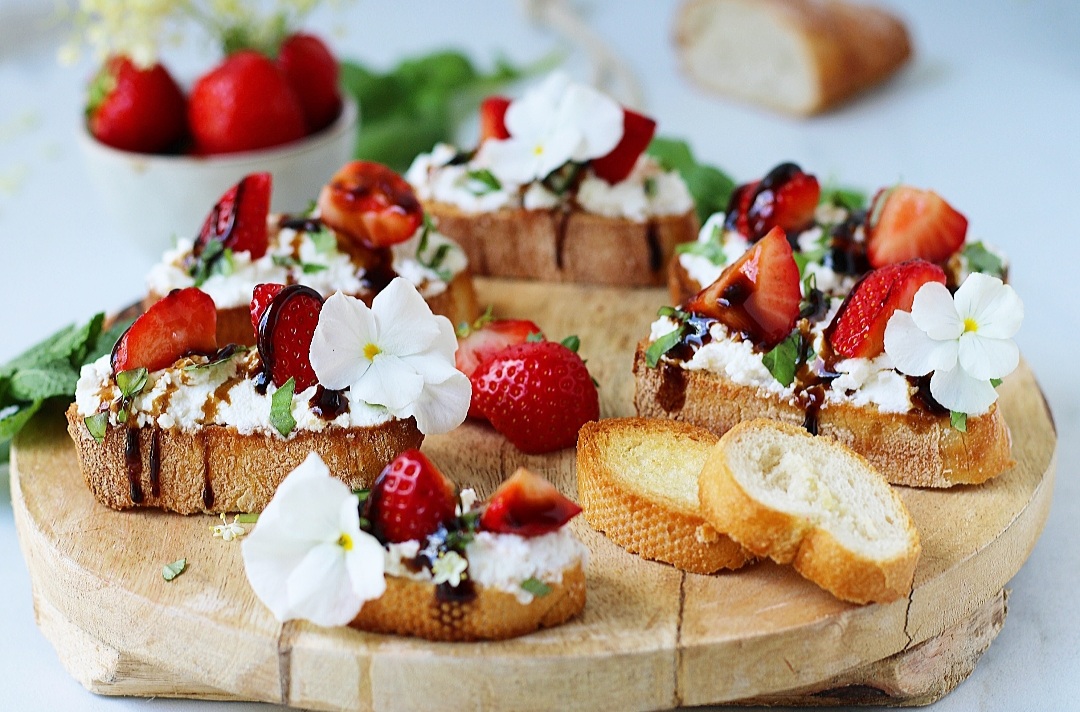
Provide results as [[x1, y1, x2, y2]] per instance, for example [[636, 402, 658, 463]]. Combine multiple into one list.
[[820, 185, 867, 211], [762, 332, 800, 387], [271, 255, 328, 275], [465, 168, 501, 195], [115, 367, 148, 397], [162, 558, 187, 581], [309, 227, 337, 254], [950, 411, 968, 432], [84, 412, 108, 443], [645, 329, 683, 368], [190, 242, 234, 287], [183, 346, 249, 373], [675, 220, 727, 265], [646, 137, 735, 223], [963, 241, 1006, 279], [269, 378, 297, 437], [521, 577, 552, 598], [236, 513, 259, 524], [990, 377, 1003, 388]]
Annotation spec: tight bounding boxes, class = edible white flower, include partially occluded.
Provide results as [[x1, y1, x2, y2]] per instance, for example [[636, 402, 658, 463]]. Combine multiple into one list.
[[211, 514, 246, 542], [431, 551, 469, 587], [477, 72, 623, 186], [241, 453, 386, 627], [308, 279, 470, 434], [884, 273, 1023, 415]]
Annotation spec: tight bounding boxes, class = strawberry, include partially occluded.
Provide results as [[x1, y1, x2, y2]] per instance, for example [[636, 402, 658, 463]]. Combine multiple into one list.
[[317, 161, 424, 249], [865, 186, 968, 268], [111, 288, 217, 373], [746, 162, 820, 239], [367, 450, 457, 544], [250, 283, 285, 335], [723, 179, 760, 238], [590, 108, 657, 184], [456, 313, 544, 419], [827, 260, 947, 359], [471, 339, 600, 454], [277, 33, 343, 133], [86, 56, 187, 154], [188, 51, 306, 155], [480, 467, 581, 537], [685, 227, 802, 347], [195, 172, 272, 259], [254, 284, 323, 391], [478, 95, 512, 142]]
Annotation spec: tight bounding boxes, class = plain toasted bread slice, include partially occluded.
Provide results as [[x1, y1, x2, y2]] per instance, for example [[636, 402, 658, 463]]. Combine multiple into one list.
[[674, 0, 912, 116], [577, 418, 751, 573], [699, 419, 919, 603]]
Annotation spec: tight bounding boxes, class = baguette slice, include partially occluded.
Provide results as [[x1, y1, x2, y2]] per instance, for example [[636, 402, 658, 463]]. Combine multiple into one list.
[[674, 0, 912, 116], [577, 418, 751, 573], [424, 201, 699, 287], [633, 343, 1014, 488], [699, 419, 920, 604], [65, 404, 423, 514], [351, 562, 586, 642]]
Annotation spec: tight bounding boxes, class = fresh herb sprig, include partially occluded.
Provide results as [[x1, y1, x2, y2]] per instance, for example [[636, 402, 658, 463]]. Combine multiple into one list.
[[646, 137, 736, 224]]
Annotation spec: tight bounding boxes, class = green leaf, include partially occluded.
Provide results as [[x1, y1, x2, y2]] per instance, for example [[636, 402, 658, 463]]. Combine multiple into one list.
[[309, 227, 337, 255], [116, 368, 148, 398], [645, 137, 695, 174], [236, 513, 259, 524], [762, 332, 801, 387], [270, 378, 297, 437], [84, 412, 108, 443], [647, 137, 735, 224], [526, 331, 545, 343], [9, 365, 78, 402], [950, 411, 968, 432], [162, 558, 187, 582], [520, 577, 552, 598], [645, 329, 683, 368], [820, 185, 867, 211], [963, 241, 1006, 278], [86, 316, 136, 363], [990, 377, 1003, 388], [465, 168, 501, 195], [0, 401, 42, 440], [560, 335, 581, 352]]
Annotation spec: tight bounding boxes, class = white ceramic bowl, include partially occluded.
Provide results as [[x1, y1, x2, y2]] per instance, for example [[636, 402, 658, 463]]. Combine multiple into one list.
[[78, 97, 358, 253]]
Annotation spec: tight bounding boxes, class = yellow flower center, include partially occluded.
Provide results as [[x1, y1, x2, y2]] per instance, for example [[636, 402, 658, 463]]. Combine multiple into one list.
[[533, 143, 544, 156], [963, 317, 979, 333], [337, 533, 354, 551], [363, 342, 381, 360]]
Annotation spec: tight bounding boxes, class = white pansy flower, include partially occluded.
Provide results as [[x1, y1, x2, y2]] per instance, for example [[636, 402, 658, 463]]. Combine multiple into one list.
[[477, 72, 623, 186], [241, 453, 386, 627], [309, 279, 470, 435], [211, 514, 246, 542], [431, 551, 468, 587], [884, 273, 1023, 415]]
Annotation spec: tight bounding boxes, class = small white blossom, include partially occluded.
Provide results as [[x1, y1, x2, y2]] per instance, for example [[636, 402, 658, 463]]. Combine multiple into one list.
[[431, 551, 468, 587], [884, 273, 1023, 415], [456, 488, 478, 516], [211, 514, 247, 542]]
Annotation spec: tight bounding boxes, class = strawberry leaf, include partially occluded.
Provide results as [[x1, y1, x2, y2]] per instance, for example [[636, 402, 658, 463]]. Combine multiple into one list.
[[560, 335, 580, 352]]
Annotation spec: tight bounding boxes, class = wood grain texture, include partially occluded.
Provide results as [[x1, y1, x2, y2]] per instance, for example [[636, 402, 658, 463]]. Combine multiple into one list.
[[10, 279, 1055, 710]]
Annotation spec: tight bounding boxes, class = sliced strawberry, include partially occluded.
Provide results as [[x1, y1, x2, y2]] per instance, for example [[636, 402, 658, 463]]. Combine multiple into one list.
[[827, 260, 947, 359], [250, 283, 285, 336], [590, 108, 657, 184], [277, 32, 342, 133], [111, 288, 217, 373], [317, 161, 424, 249], [87, 55, 187, 154], [865, 186, 968, 268], [480, 467, 581, 537], [195, 173, 272, 259], [478, 95, 511, 142], [255, 284, 323, 391], [471, 339, 599, 454], [723, 179, 760, 238], [367, 450, 457, 544], [746, 162, 820, 239], [685, 227, 801, 347]]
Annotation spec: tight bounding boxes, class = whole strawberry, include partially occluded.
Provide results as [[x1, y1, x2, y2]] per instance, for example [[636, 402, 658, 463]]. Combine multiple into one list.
[[188, 51, 306, 155], [454, 310, 543, 419], [277, 33, 343, 133], [471, 338, 600, 454], [87, 56, 187, 154], [367, 450, 457, 544]]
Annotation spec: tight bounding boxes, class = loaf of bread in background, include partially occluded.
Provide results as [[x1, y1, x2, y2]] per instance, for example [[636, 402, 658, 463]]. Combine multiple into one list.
[[674, 0, 912, 115], [698, 419, 920, 604], [577, 418, 752, 573]]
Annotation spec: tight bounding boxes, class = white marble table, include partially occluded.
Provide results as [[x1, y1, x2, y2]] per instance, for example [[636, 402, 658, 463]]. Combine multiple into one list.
[[1, 1, 1076, 710]]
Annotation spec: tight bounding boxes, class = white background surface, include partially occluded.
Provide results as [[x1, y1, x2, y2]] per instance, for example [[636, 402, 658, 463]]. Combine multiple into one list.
[[1, 1, 1076, 710]]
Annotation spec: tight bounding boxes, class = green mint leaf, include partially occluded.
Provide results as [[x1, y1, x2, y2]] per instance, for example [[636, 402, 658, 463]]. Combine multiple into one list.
[[950, 410, 968, 432], [521, 577, 552, 598], [270, 378, 297, 437], [820, 185, 867, 211], [310, 227, 337, 254], [561, 335, 581, 352], [116, 368, 148, 398], [963, 242, 1006, 278], [646, 329, 683, 368], [301, 262, 329, 274], [465, 168, 501, 195], [86, 316, 136, 364], [675, 239, 727, 266], [162, 558, 187, 582], [990, 377, 1003, 388], [0, 401, 42, 440], [271, 255, 298, 269], [649, 135, 738, 223], [9, 366, 79, 402], [84, 412, 108, 443], [762, 332, 801, 387], [645, 137, 695, 174]]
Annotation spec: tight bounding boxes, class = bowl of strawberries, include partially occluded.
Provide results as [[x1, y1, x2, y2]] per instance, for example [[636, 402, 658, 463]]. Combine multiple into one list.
[[77, 24, 357, 250]]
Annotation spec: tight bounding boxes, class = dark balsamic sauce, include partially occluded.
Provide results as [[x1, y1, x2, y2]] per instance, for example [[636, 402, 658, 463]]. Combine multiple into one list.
[[911, 375, 950, 416], [645, 220, 663, 273], [822, 210, 869, 277], [124, 428, 144, 504], [199, 432, 214, 510], [656, 363, 689, 413], [667, 315, 717, 362], [279, 215, 323, 233], [400, 524, 479, 605], [309, 386, 349, 420], [149, 429, 162, 498], [360, 247, 399, 293]]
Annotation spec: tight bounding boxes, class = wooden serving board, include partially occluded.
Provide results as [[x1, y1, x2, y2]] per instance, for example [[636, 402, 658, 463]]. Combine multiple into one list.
[[11, 279, 1056, 710]]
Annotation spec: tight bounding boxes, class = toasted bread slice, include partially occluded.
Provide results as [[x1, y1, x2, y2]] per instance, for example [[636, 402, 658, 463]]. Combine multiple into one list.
[[577, 418, 751, 573], [633, 343, 1015, 488], [698, 419, 920, 604], [351, 562, 586, 642], [65, 404, 423, 514], [674, 0, 912, 116], [424, 201, 699, 287]]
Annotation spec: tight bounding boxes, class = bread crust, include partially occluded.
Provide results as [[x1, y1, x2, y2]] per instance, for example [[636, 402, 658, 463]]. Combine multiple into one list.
[[577, 418, 750, 573], [632, 343, 1015, 488], [667, 253, 702, 305], [674, 0, 912, 116], [65, 403, 423, 514], [146, 270, 481, 347], [350, 563, 586, 641], [424, 201, 700, 287], [698, 419, 920, 604]]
